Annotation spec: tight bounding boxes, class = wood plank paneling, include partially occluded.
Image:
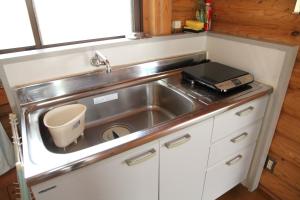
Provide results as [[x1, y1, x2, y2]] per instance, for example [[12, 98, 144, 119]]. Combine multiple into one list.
[[172, 0, 197, 27], [260, 171, 300, 200], [276, 112, 300, 144], [282, 89, 300, 119], [269, 134, 300, 168], [289, 61, 300, 89], [0, 89, 9, 106], [268, 152, 300, 192]]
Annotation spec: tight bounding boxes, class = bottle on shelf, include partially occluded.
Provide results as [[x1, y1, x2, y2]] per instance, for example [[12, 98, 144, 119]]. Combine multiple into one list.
[[204, 0, 212, 31]]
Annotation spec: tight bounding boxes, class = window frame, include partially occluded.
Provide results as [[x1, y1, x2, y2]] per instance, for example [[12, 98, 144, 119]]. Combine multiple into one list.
[[0, 0, 142, 54]]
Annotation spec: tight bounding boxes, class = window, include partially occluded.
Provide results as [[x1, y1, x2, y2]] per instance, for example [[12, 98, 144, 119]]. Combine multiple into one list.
[[33, 0, 133, 45], [295, 0, 300, 14], [0, 0, 140, 53], [0, 0, 35, 50]]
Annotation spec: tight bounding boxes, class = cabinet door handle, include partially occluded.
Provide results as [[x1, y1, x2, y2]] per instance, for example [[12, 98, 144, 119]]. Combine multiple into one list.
[[230, 132, 248, 143], [125, 149, 156, 166], [165, 134, 191, 149], [235, 106, 254, 117], [226, 155, 243, 166]]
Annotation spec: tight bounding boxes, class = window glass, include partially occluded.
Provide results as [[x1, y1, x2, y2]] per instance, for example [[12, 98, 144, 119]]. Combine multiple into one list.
[[33, 0, 133, 45], [0, 0, 35, 50]]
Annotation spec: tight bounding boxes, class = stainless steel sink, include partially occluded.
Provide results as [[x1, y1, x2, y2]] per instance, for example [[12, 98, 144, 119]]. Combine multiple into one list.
[[37, 80, 196, 154], [16, 53, 272, 185]]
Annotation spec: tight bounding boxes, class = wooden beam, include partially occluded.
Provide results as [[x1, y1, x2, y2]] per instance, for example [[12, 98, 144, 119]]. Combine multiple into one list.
[[143, 0, 172, 35]]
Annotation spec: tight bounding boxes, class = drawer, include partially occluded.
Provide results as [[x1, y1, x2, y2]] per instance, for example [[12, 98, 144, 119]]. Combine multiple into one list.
[[203, 144, 256, 200], [208, 120, 262, 167], [212, 96, 268, 142]]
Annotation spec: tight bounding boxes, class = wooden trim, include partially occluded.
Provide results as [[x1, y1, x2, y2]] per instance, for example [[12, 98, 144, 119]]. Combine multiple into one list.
[[41, 36, 125, 48], [0, 46, 36, 55], [144, 0, 172, 35], [24, 0, 42, 48]]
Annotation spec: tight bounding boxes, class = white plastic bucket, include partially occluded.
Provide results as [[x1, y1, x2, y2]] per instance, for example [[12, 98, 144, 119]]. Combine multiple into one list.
[[43, 104, 87, 148]]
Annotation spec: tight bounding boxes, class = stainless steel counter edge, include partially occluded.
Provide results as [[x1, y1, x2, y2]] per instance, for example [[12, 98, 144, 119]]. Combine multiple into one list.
[[15, 52, 207, 106], [24, 82, 272, 186]]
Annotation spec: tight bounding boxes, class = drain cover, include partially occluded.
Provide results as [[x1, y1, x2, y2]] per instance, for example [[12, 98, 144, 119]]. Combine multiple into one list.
[[102, 125, 131, 141]]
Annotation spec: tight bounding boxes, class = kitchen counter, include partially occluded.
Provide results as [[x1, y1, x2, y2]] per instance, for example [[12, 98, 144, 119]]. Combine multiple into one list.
[[14, 54, 272, 186]]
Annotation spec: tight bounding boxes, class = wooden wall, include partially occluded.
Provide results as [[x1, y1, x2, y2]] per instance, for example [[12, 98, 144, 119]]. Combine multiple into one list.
[[172, 0, 198, 26], [170, 0, 300, 199], [0, 87, 11, 138]]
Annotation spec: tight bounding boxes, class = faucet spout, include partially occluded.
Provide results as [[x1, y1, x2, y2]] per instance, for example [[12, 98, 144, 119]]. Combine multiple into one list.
[[90, 51, 112, 73]]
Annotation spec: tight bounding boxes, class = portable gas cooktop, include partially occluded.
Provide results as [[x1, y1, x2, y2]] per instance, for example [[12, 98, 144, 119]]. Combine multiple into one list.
[[182, 62, 254, 92]]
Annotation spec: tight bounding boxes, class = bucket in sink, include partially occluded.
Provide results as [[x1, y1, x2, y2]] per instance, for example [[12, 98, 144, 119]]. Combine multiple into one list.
[[43, 104, 87, 148]]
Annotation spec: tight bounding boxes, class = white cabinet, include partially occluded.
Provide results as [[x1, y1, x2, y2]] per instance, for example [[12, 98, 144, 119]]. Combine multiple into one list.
[[203, 144, 256, 200], [31, 95, 269, 200], [208, 120, 262, 167], [32, 141, 159, 200], [159, 118, 213, 200], [203, 96, 269, 200], [212, 96, 268, 142]]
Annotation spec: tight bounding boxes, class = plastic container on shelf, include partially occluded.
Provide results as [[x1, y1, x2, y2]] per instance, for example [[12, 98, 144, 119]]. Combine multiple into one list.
[[43, 104, 87, 148]]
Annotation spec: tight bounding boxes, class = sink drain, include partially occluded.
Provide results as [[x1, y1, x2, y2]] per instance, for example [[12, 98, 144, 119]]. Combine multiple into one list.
[[102, 125, 131, 141]]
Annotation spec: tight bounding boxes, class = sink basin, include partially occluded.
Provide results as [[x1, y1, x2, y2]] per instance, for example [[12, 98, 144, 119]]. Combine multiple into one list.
[[38, 80, 196, 153]]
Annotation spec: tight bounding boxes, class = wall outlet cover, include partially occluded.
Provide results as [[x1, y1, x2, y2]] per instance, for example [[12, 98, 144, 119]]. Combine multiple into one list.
[[264, 156, 277, 173]]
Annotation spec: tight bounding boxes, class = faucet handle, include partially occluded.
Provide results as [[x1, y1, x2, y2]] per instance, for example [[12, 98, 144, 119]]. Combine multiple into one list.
[[90, 52, 105, 67], [90, 51, 112, 73]]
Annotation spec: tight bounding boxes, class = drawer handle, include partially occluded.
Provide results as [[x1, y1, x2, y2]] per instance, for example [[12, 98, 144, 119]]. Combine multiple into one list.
[[165, 134, 191, 149], [235, 106, 254, 117], [230, 132, 248, 143], [226, 155, 243, 166], [125, 149, 156, 166]]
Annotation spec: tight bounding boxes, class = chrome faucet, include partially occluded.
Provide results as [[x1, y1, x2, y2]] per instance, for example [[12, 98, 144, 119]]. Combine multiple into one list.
[[90, 51, 112, 73]]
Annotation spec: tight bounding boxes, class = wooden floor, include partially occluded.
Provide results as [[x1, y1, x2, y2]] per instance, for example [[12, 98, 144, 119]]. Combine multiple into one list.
[[218, 184, 273, 200], [0, 169, 17, 200]]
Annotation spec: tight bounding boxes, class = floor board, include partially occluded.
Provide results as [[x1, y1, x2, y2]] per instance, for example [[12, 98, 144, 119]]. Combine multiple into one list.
[[218, 184, 273, 200]]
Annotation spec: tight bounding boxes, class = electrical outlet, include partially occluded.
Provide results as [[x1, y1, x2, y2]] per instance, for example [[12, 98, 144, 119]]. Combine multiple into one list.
[[172, 20, 182, 29], [264, 156, 277, 172]]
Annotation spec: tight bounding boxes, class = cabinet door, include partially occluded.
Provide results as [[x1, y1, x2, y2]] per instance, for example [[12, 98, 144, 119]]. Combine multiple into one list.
[[159, 119, 213, 200], [203, 144, 256, 200], [32, 141, 159, 200]]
